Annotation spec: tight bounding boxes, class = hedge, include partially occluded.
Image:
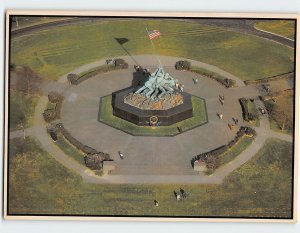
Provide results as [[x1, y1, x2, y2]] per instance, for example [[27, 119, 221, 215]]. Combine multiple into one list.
[[175, 60, 191, 70], [43, 92, 64, 122], [48, 91, 62, 103], [68, 59, 128, 85], [239, 98, 258, 122], [84, 153, 111, 170], [47, 122, 110, 170], [193, 126, 256, 173], [43, 109, 57, 122], [189, 66, 236, 88]]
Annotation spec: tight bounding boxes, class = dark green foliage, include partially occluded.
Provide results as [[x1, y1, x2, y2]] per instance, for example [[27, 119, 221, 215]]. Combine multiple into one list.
[[194, 127, 256, 173], [69, 62, 129, 85], [114, 58, 128, 68], [43, 93, 63, 122], [239, 98, 258, 122], [175, 60, 191, 70], [84, 153, 110, 170], [190, 67, 236, 88], [43, 109, 57, 122], [67, 73, 78, 84], [224, 78, 236, 88], [53, 124, 110, 168], [48, 91, 62, 103]]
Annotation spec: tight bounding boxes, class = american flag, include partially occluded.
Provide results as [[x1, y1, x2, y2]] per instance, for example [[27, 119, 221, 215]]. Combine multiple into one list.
[[148, 30, 161, 40]]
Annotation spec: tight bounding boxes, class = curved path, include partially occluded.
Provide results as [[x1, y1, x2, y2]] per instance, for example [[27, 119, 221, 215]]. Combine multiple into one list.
[[12, 17, 294, 49], [189, 19, 295, 48], [12, 55, 293, 184]]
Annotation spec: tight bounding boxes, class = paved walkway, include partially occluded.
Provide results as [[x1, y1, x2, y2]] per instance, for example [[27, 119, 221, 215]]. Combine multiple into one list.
[[60, 57, 244, 176], [10, 55, 293, 184], [190, 19, 294, 48]]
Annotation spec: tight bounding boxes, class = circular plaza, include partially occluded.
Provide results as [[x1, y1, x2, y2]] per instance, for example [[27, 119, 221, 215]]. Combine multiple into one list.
[[59, 55, 248, 176]]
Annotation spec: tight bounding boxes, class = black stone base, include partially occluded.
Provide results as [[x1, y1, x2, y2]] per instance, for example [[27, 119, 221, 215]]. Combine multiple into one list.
[[112, 87, 193, 126]]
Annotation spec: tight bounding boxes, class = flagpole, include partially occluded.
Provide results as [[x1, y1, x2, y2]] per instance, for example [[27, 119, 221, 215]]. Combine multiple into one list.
[[146, 27, 163, 68]]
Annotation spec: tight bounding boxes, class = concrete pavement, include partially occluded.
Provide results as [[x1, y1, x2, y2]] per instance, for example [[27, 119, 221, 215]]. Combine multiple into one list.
[[9, 55, 294, 184]]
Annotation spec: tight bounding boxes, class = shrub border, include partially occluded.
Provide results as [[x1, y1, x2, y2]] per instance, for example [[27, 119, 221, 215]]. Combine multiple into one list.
[[192, 126, 257, 173], [174, 61, 237, 88], [67, 59, 128, 85]]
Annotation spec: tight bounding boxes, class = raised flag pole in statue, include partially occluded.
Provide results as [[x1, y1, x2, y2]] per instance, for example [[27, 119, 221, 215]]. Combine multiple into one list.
[[132, 28, 183, 102], [113, 28, 193, 127]]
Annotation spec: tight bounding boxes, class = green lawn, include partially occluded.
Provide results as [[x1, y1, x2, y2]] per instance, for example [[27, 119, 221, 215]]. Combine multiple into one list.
[[46, 101, 56, 110], [8, 137, 293, 217], [247, 100, 260, 126], [11, 16, 73, 30], [9, 90, 39, 131], [264, 95, 294, 135], [255, 20, 295, 40], [99, 95, 207, 136], [11, 19, 294, 81], [55, 135, 85, 165], [8, 137, 82, 214], [190, 66, 227, 81], [219, 136, 254, 166]]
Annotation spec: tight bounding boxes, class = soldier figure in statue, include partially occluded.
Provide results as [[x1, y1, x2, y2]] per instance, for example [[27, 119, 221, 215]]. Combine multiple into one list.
[[135, 66, 180, 99]]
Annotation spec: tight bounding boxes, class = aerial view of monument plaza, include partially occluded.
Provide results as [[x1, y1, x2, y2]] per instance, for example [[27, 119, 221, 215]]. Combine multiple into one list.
[[7, 16, 295, 218]]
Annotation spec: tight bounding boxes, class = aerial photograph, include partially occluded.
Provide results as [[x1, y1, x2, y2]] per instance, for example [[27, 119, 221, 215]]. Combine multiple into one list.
[[5, 14, 296, 220]]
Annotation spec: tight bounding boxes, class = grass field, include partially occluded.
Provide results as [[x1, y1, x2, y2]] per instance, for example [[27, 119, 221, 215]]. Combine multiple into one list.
[[247, 100, 260, 126], [55, 135, 85, 165], [255, 20, 295, 40], [264, 95, 294, 135], [8, 137, 293, 217], [9, 90, 39, 131], [219, 136, 254, 166], [11, 16, 72, 30], [11, 19, 294, 81], [99, 95, 207, 136]]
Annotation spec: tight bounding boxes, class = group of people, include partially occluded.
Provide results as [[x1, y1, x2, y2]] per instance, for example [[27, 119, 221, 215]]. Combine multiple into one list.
[[228, 117, 239, 130], [153, 188, 188, 207], [174, 188, 188, 200], [219, 94, 225, 105], [217, 94, 240, 130]]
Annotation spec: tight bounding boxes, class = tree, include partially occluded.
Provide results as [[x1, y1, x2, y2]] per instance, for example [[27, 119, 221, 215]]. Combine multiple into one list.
[[271, 96, 293, 131]]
